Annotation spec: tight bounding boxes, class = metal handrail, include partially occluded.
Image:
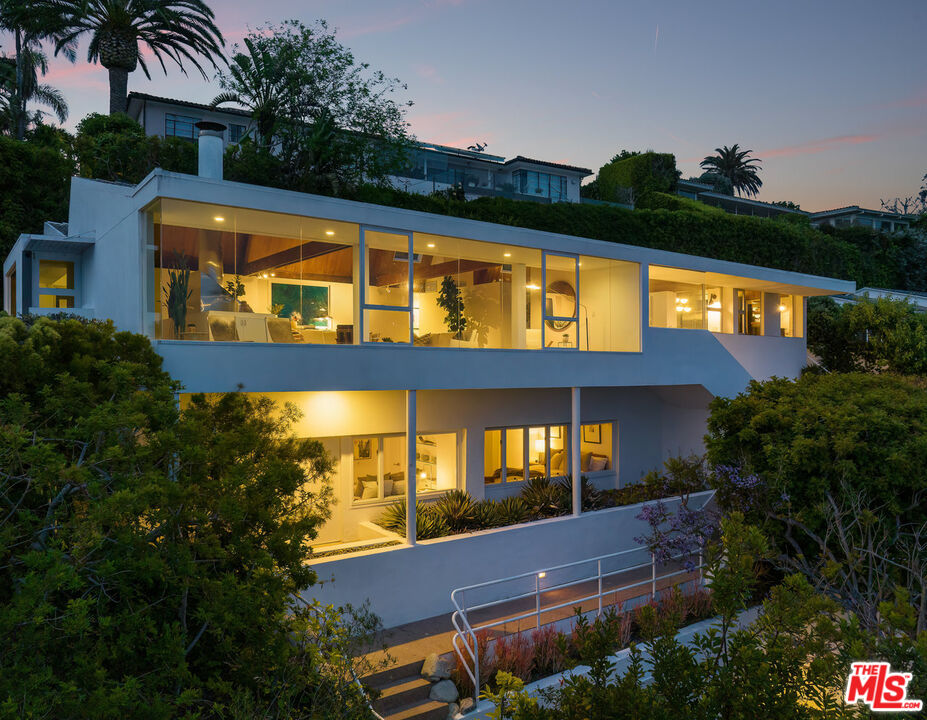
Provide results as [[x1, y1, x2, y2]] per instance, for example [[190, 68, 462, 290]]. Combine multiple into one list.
[[450, 546, 705, 705]]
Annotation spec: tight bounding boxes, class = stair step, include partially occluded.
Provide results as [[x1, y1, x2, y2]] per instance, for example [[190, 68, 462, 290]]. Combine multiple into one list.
[[385, 699, 449, 720], [373, 676, 433, 714], [364, 660, 424, 688]]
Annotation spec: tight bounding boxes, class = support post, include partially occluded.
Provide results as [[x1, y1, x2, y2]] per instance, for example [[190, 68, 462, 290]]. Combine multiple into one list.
[[571, 387, 581, 516], [406, 389, 417, 545]]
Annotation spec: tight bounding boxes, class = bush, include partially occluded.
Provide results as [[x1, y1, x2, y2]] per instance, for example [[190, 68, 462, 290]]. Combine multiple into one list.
[[706, 372, 927, 529], [0, 316, 379, 717], [598, 151, 680, 199], [0, 135, 74, 261]]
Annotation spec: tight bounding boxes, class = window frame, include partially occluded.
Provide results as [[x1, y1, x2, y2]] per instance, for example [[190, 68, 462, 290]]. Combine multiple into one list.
[[542, 251, 580, 349], [164, 113, 199, 140], [359, 225, 414, 345], [33, 254, 79, 311], [351, 430, 459, 506]]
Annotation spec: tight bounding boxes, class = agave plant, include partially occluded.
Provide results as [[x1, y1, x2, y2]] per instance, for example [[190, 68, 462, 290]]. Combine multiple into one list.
[[434, 489, 477, 533], [496, 496, 530, 526], [556, 475, 605, 511], [520, 476, 567, 519], [162, 251, 192, 338], [377, 498, 450, 540], [473, 499, 502, 530]]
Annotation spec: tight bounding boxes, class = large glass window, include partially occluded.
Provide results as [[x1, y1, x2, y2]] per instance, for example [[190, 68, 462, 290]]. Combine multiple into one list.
[[513, 170, 568, 202], [153, 199, 357, 343], [229, 123, 246, 143], [351, 432, 456, 503], [363, 229, 412, 343], [544, 253, 579, 348], [777, 294, 803, 338]]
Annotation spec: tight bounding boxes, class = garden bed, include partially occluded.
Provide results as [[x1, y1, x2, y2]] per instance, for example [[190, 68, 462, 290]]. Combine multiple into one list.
[[376, 459, 709, 541]]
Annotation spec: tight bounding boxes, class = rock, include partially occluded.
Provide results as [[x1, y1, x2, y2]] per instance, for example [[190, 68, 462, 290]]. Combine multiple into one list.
[[421, 652, 451, 680], [446, 702, 459, 718], [429, 679, 459, 703], [459, 697, 474, 713]]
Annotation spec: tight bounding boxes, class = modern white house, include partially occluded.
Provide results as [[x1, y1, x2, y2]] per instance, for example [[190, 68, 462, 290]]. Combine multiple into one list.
[[126, 92, 592, 203], [2, 126, 854, 632]]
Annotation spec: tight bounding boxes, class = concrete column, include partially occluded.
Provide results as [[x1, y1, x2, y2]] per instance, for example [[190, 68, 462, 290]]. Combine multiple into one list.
[[571, 387, 581, 516], [406, 389, 417, 545]]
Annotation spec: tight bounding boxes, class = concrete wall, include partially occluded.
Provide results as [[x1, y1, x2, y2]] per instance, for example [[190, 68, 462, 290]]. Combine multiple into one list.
[[305, 490, 714, 628]]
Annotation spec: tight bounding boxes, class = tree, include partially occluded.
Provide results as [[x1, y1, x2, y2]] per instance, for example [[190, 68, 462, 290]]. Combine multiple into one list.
[[881, 172, 927, 217], [0, 0, 75, 138], [0, 50, 68, 131], [699, 144, 763, 198], [0, 315, 381, 717], [50, 0, 224, 115], [807, 296, 927, 374], [213, 20, 414, 195]]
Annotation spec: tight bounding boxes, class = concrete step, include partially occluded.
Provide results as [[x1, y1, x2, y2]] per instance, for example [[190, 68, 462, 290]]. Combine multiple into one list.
[[385, 698, 449, 720], [364, 660, 424, 688], [373, 676, 433, 715]]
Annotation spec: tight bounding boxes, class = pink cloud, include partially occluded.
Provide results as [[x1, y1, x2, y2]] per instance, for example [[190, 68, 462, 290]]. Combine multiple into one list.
[[759, 134, 880, 159], [414, 64, 443, 83]]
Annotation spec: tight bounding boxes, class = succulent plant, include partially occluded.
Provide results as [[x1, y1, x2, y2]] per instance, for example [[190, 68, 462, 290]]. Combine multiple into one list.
[[377, 498, 451, 540], [434, 489, 477, 532], [497, 496, 531, 526], [520, 477, 567, 519], [473, 499, 503, 529], [556, 475, 604, 511]]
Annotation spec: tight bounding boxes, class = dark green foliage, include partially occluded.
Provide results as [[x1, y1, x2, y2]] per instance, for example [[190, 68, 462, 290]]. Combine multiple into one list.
[[0, 133, 73, 261], [597, 151, 680, 200], [700, 144, 763, 198], [343, 184, 927, 292], [436, 274, 468, 336], [434, 488, 477, 532], [74, 112, 196, 183], [808, 296, 927, 374], [706, 372, 927, 529], [0, 315, 377, 718], [520, 476, 568, 518], [473, 498, 503, 529], [496, 496, 531, 526], [555, 475, 605, 511], [378, 498, 449, 540]]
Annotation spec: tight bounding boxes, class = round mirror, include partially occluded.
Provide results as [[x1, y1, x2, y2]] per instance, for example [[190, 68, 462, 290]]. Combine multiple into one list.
[[545, 280, 576, 331]]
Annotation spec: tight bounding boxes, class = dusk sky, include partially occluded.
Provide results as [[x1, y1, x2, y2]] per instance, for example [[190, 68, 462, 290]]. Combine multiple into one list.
[[7, 0, 926, 211]]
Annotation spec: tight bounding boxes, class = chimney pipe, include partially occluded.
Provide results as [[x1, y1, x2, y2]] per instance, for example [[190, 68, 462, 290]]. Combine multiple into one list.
[[196, 121, 226, 180]]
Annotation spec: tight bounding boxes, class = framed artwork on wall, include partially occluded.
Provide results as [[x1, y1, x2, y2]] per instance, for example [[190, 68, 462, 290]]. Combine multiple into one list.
[[582, 424, 601, 444], [353, 438, 372, 460]]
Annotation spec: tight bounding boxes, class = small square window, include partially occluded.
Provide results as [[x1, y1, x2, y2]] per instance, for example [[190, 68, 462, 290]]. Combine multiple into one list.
[[39, 260, 74, 289]]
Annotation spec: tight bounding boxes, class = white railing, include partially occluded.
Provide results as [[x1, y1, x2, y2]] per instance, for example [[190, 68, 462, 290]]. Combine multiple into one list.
[[450, 545, 704, 704]]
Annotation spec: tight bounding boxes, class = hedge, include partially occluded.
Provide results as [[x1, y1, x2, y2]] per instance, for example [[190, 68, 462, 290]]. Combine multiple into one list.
[[597, 151, 679, 199]]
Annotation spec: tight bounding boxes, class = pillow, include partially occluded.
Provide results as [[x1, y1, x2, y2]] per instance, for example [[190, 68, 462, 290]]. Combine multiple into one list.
[[581, 452, 593, 472], [391, 479, 406, 496], [588, 454, 608, 472], [361, 478, 378, 500], [550, 451, 565, 473]]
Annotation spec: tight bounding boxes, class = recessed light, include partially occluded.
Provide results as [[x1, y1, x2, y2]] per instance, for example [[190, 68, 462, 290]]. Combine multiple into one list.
[[262, 273, 269, 279], [325, 230, 335, 236], [214, 216, 225, 222], [270, 273, 275, 277], [427, 243, 435, 248], [503, 252, 511, 258]]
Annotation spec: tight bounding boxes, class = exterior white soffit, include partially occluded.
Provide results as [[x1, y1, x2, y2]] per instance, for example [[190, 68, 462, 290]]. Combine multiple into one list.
[[128, 170, 856, 296]]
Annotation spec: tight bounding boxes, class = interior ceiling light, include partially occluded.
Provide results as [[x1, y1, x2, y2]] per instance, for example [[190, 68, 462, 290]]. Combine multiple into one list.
[[325, 230, 335, 236], [526, 283, 541, 290], [778, 305, 787, 312], [503, 252, 512, 258], [427, 243, 435, 248], [214, 216, 225, 222]]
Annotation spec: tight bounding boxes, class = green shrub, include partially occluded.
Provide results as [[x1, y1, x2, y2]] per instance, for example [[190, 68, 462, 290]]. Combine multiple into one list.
[[520, 476, 568, 518], [473, 498, 503, 529], [598, 151, 680, 200], [496, 496, 531, 526], [434, 489, 477, 532], [706, 372, 927, 529], [377, 498, 450, 540]]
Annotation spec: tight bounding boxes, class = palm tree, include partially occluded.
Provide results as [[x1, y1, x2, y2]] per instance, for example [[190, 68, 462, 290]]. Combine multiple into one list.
[[50, 0, 224, 115], [0, 50, 68, 131], [699, 144, 763, 198], [211, 36, 284, 144], [0, 0, 75, 138]]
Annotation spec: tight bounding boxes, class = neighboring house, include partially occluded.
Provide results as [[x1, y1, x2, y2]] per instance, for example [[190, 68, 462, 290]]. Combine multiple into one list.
[[126, 92, 591, 203], [2, 126, 853, 628], [832, 286, 927, 312], [676, 179, 808, 219], [809, 205, 913, 233]]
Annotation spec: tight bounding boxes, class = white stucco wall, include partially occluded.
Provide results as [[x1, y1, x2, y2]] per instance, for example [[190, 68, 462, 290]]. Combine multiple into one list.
[[306, 490, 714, 629]]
